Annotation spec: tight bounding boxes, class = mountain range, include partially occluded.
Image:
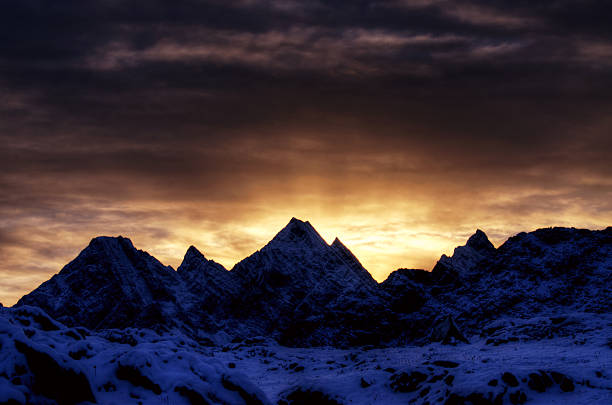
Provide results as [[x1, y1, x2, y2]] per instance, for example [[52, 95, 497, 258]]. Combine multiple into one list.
[[15, 218, 612, 347]]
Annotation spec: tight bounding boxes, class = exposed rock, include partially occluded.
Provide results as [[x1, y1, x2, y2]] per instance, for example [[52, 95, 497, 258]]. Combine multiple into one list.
[[13, 222, 612, 347], [430, 317, 469, 345], [389, 370, 427, 392], [527, 371, 552, 392], [14, 340, 96, 404], [501, 372, 519, 387], [17, 236, 189, 331], [116, 364, 161, 395], [508, 390, 526, 404], [278, 387, 343, 405], [432, 360, 460, 368], [174, 385, 210, 405]]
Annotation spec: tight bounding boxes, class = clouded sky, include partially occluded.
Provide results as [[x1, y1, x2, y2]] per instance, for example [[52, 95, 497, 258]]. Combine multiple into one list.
[[1, 0, 611, 305]]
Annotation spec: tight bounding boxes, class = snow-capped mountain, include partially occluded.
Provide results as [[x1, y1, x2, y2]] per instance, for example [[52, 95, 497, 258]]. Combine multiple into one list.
[[176, 245, 243, 329], [230, 218, 386, 346], [17, 236, 190, 332], [15, 221, 612, 347], [389, 227, 612, 337], [5, 220, 612, 404], [432, 229, 496, 276]]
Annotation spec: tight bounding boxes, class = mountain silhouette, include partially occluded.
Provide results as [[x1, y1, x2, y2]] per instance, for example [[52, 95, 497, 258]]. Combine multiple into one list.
[[16, 220, 612, 346]]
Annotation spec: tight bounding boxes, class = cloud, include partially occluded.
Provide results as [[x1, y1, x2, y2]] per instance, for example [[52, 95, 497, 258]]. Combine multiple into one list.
[[84, 27, 465, 77], [0, 0, 611, 305], [574, 38, 612, 68], [378, 0, 541, 29], [441, 3, 539, 29]]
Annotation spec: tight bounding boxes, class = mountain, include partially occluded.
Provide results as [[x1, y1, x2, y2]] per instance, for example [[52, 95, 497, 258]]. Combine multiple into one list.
[[14, 221, 612, 347], [230, 218, 387, 345], [176, 246, 242, 322], [431, 229, 496, 278], [17, 236, 192, 331], [6, 221, 612, 405], [15, 219, 390, 345], [389, 227, 612, 336]]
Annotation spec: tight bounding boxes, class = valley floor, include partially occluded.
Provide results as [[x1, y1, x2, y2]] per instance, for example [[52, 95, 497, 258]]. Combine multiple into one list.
[[212, 333, 612, 404], [1, 306, 611, 404]]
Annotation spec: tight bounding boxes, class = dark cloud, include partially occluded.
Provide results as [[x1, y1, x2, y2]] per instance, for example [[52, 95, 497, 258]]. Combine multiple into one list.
[[1, 0, 611, 304]]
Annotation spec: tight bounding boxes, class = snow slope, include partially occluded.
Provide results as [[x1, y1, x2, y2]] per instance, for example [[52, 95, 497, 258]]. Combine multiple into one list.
[[0, 305, 270, 405], [1, 305, 610, 404]]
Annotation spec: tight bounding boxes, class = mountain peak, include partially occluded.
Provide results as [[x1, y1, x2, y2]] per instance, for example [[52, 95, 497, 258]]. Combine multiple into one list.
[[330, 237, 355, 258], [88, 235, 134, 248], [289, 216, 304, 224], [80, 235, 142, 261], [330, 237, 376, 285], [465, 229, 495, 253], [267, 217, 328, 249], [184, 245, 206, 262], [178, 245, 229, 276]]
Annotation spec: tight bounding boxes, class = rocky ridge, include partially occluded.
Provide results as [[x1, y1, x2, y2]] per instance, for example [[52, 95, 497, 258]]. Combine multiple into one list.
[[16, 219, 612, 346]]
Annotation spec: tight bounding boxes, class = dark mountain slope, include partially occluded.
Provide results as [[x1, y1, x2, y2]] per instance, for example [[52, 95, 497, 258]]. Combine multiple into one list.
[[230, 218, 388, 345], [14, 222, 612, 346], [386, 227, 612, 337], [17, 236, 190, 331]]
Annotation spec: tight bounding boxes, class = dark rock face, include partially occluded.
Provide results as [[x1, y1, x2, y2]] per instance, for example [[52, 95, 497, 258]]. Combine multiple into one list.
[[508, 390, 527, 404], [430, 317, 469, 345], [433, 360, 460, 368], [176, 245, 242, 327], [278, 388, 343, 405], [527, 371, 553, 392], [17, 236, 189, 331], [174, 385, 210, 405], [501, 372, 520, 387], [221, 374, 267, 405], [389, 371, 428, 392], [14, 340, 96, 404], [393, 226, 612, 338], [116, 364, 162, 395], [380, 269, 429, 313], [466, 229, 496, 253], [230, 218, 387, 346], [445, 392, 502, 405]]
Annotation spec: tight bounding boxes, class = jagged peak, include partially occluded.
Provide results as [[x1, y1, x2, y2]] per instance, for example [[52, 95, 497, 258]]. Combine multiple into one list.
[[89, 235, 134, 247], [465, 229, 495, 253], [331, 237, 344, 248], [82, 235, 140, 258], [266, 217, 328, 249], [184, 245, 207, 263], [331, 237, 359, 262], [330, 237, 377, 285], [178, 245, 229, 275]]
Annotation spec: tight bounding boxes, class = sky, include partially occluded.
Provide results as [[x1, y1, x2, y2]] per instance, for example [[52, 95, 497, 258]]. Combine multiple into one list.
[[1, 0, 612, 306]]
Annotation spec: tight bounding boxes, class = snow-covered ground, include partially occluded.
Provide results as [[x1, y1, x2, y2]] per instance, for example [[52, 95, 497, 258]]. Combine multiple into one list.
[[1, 305, 610, 404], [212, 316, 612, 404]]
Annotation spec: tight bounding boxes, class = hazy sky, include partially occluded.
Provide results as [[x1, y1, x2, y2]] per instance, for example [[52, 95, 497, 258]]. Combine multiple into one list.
[[2, 0, 612, 305]]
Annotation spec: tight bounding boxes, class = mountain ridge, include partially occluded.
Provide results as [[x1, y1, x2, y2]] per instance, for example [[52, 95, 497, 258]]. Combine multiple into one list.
[[15, 220, 612, 346]]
